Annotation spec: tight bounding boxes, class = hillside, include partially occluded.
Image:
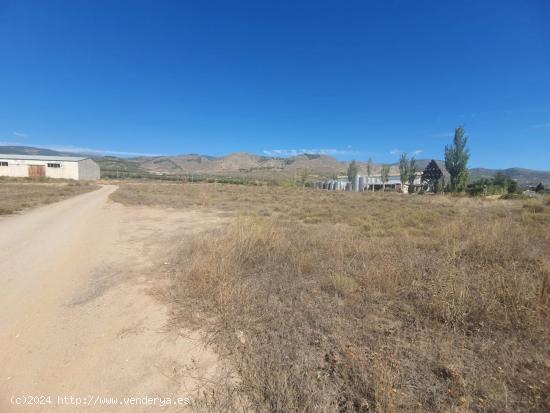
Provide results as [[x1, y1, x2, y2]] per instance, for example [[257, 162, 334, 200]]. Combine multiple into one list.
[[126, 154, 550, 185], [470, 167, 550, 186], [0, 145, 75, 157], [1, 146, 548, 185], [134, 152, 348, 177], [93, 156, 159, 179], [133, 152, 406, 180]]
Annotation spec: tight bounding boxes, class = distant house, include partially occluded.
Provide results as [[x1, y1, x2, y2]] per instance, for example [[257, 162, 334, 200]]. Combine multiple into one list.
[[422, 160, 450, 192], [401, 172, 423, 193], [0, 154, 100, 180]]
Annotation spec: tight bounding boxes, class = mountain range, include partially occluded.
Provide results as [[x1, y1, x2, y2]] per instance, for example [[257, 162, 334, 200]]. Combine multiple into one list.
[[1, 145, 548, 186]]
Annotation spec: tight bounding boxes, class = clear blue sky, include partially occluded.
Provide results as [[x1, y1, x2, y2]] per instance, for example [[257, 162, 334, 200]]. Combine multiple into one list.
[[1, 0, 549, 169]]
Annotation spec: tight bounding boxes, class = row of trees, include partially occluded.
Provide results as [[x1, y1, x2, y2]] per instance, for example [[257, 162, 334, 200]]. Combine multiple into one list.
[[392, 125, 471, 193], [331, 127, 544, 197], [344, 125, 472, 193], [341, 126, 543, 196], [351, 153, 416, 193], [347, 158, 394, 191]]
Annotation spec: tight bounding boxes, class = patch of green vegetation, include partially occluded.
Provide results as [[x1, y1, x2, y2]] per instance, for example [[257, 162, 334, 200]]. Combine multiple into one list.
[[94, 156, 154, 179]]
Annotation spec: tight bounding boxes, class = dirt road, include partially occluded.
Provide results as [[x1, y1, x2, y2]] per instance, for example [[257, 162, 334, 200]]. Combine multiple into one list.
[[0, 185, 222, 412]]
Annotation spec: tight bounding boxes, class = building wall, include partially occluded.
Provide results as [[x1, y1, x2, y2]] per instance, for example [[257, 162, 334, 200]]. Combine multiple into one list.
[[78, 159, 100, 180], [0, 158, 89, 180], [316, 173, 424, 192], [0, 159, 28, 177], [365, 175, 415, 185]]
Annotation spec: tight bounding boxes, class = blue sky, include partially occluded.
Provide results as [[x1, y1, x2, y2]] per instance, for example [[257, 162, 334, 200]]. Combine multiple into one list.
[[0, 0, 549, 169]]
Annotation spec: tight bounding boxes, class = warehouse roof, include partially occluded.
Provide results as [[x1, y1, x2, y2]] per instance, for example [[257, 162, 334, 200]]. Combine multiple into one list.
[[0, 154, 90, 162]]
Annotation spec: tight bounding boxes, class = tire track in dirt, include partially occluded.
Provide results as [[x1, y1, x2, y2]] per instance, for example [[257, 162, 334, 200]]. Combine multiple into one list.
[[0, 185, 224, 412]]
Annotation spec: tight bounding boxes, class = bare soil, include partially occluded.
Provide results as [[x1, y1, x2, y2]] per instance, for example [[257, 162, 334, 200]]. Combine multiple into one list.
[[0, 178, 98, 215], [0, 185, 225, 412], [113, 182, 550, 413]]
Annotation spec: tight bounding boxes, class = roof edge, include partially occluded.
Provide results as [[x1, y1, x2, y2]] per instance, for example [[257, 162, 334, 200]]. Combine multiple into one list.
[[0, 154, 90, 161]]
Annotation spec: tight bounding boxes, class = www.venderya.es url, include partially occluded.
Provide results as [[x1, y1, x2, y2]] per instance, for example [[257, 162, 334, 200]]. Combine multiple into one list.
[[10, 395, 192, 408]]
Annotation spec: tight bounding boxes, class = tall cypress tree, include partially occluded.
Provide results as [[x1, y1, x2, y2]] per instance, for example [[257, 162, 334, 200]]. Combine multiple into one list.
[[347, 160, 358, 182], [366, 158, 374, 192], [445, 126, 470, 192], [381, 164, 390, 191], [407, 157, 417, 193], [399, 153, 409, 192]]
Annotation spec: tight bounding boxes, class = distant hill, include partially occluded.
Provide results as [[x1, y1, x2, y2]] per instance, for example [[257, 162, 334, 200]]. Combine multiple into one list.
[[1, 145, 548, 185], [93, 156, 158, 179], [0, 145, 77, 157], [135, 152, 349, 178], [128, 153, 550, 185], [469, 168, 550, 187]]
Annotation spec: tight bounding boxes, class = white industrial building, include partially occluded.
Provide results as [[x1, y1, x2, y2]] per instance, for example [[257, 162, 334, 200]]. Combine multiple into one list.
[[0, 154, 100, 180], [315, 173, 422, 192]]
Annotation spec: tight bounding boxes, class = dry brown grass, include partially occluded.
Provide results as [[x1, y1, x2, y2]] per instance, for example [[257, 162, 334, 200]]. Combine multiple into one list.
[[113, 183, 550, 412], [0, 177, 98, 215]]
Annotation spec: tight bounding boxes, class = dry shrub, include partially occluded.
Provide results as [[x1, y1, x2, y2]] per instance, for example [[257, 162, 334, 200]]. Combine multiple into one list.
[[166, 213, 549, 412], [522, 200, 545, 214], [0, 180, 98, 214], [114, 183, 549, 412], [326, 273, 360, 296]]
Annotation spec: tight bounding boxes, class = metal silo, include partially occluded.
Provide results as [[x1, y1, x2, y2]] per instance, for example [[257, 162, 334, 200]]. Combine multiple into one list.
[[353, 175, 360, 192], [359, 176, 366, 192]]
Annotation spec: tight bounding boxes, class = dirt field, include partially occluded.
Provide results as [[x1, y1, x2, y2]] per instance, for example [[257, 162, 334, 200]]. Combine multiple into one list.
[[1, 181, 547, 412], [0, 185, 226, 412], [113, 182, 550, 412], [0, 178, 98, 215]]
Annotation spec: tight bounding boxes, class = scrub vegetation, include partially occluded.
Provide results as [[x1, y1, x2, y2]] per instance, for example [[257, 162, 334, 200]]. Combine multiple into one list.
[[113, 182, 550, 412], [0, 177, 98, 215]]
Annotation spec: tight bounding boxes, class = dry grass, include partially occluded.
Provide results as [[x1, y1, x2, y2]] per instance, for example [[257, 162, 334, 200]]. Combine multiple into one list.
[[113, 183, 550, 412], [0, 177, 98, 215], [111, 182, 509, 233]]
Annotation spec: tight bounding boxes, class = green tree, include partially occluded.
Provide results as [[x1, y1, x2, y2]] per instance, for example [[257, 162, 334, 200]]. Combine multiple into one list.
[[493, 172, 507, 188], [407, 157, 417, 193], [493, 172, 514, 194], [300, 168, 309, 187], [507, 178, 519, 194], [466, 178, 492, 196], [366, 157, 373, 192], [381, 164, 390, 192], [399, 153, 409, 192], [444, 126, 470, 192], [347, 160, 359, 183]]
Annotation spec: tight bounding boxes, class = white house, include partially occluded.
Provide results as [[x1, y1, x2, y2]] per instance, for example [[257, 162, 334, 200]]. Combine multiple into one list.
[[0, 154, 100, 180]]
